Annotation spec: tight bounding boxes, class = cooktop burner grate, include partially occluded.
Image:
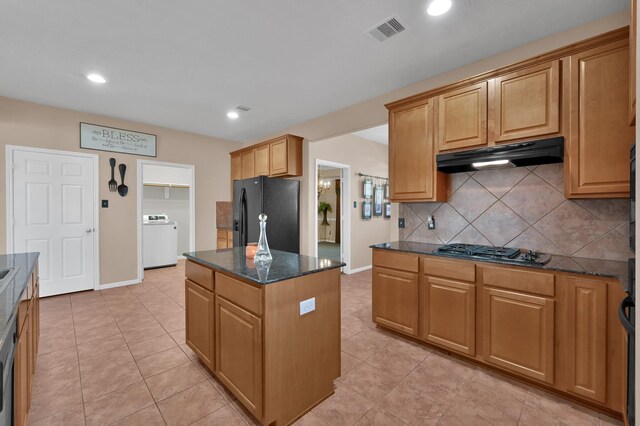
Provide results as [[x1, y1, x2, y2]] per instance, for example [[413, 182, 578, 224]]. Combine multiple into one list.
[[436, 243, 550, 265]]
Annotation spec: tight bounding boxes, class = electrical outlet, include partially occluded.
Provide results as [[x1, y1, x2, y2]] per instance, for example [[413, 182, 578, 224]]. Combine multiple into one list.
[[300, 297, 316, 316], [427, 215, 435, 230], [398, 218, 405, 229]]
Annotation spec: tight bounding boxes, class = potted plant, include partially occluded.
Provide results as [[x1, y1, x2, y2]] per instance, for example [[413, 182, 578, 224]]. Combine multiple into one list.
[[318, 202, 332, 225]]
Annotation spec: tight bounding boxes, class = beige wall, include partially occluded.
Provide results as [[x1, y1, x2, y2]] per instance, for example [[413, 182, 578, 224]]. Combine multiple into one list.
[[302, 134, 398, 271], [281, 12, 628, 143], [0, 96, 240, 285]]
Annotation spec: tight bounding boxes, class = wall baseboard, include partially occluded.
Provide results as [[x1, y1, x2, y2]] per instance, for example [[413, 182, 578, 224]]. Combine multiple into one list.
[[347, 265, 372, 274], [100, 278, 141, 290], [177, 255, 186, 260]]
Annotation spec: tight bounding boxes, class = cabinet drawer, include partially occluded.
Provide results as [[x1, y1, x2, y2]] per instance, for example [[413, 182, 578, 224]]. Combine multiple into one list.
[[423, 257, 475, 282], [373, 250, 419, 273], [186, 261, 214, 292], [482, 266, 554, 297], [215, 273, 263, 316]]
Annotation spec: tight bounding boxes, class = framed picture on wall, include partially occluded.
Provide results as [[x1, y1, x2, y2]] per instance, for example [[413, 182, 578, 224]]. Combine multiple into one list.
[[384, 202, 391, 218], [362, 201, 372, 219], [374, 185, 383, 216], [363, 179, 373, 199]]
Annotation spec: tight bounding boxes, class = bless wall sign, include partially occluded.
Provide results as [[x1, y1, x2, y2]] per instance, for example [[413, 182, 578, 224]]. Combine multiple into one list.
[[80, 122, 157, 157]]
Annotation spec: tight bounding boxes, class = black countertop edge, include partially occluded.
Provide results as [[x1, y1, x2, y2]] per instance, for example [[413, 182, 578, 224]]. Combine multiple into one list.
[[0, 252, 40, 348], [184, 248, 345, 285], [370, 242, 629, 289]]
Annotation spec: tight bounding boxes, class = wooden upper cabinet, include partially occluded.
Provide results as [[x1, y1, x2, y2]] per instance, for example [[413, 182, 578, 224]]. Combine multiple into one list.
[[269, 135, 302, 177], [231, 153, 242, 182], [490, 60, 561, 144], [436, 82, 488, 152], [241, 150, 255, 180], [254, 145, 270, 176], [566, 39, 634, 198], [564, 277, 607, 403], [389, 100, 446, 202], [483, 287, 555, 384], [630, 0, 637, 126], [421, 276, 476, 356], [372, 266, 419, 336]]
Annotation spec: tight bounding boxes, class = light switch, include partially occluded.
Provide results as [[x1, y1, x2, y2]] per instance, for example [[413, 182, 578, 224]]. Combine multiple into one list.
[[300, 297, 316, 316]]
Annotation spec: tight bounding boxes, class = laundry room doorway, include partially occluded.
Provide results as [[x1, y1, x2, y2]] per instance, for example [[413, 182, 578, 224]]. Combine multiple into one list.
[[137, 160, 195, 280]]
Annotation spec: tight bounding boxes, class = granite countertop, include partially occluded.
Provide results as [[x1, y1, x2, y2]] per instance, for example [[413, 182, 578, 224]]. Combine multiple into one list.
[[371, 241, 630, 290], [184, 248, 345, 285], [0, 252, 39, 347]]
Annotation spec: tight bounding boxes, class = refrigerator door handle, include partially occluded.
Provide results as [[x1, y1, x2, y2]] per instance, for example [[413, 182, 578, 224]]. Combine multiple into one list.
[[619, 294, 635, 335], [241, 187, 248, 246]]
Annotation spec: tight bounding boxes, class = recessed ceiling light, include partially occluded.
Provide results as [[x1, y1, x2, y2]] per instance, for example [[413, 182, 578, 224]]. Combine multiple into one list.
[[86, 73, 107, 84], [227, 111, 239, 119], [427, 0, 452, 16]]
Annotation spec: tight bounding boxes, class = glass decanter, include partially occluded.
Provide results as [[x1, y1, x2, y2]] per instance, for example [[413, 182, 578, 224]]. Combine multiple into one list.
[[254, 213, 272, 264]]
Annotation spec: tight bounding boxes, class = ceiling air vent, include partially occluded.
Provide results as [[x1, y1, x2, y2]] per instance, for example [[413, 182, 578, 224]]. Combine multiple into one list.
[[365, 15, 407, 42], [235, 105, 251, 112]]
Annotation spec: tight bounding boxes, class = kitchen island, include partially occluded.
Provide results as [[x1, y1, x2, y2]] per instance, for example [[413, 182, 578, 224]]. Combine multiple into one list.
[[183, 248, 344, 426]]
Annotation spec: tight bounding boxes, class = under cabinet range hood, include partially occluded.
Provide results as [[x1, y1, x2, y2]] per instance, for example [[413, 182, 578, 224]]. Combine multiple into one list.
[[436, 137, 564, 173]]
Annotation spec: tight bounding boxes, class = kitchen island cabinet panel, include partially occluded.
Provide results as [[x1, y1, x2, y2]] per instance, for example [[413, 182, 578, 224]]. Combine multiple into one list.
[[372, 266, 419, 336], [564, 276, 607, 403], [184, 252, 343, 426], [185, 279, 215, 371], [482, 287, 555, 384], [215, 296, 263, 418], [421, 276, 476, 356]]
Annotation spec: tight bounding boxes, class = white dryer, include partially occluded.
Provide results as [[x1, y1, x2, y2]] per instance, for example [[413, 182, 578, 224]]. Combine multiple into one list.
[[143, 214, 178, 269]]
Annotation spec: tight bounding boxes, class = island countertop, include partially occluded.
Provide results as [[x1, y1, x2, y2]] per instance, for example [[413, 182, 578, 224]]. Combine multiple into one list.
[[183, 248, 345, 285]]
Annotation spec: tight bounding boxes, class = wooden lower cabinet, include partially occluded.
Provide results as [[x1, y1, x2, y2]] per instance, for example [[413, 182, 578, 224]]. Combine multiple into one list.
[[372, 249, 626, 416], [215, 297, 263, 418], [564, 276, 607, 403], [14, 308, 29, 426], [421, 276, 475, 356], [372, 266, 419, 335], [185, 279, 215, 370], [14, 262, 40, 426], [483, 287, 555, 384]]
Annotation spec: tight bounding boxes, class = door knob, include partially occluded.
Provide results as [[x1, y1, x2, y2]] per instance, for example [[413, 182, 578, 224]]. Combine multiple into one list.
[[85, 228, 92, 233]]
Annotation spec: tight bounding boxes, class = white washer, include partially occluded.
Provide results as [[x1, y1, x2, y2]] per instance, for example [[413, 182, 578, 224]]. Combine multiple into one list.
[[143, 214, 178, 269]]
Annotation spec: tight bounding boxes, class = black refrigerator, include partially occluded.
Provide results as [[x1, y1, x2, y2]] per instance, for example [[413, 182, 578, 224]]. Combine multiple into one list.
[[233, 176, 300, 254]]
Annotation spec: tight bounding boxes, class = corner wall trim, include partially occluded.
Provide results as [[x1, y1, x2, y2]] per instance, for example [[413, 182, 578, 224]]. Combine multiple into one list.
[[347, 265, 372, 274], [100, 279, 140, 290]]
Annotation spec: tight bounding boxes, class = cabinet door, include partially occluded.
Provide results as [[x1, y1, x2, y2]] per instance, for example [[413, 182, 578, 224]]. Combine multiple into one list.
[[389, 101, 444, 202], [185, 280, 214, 370], [565, 277, 607, 403], [491, 61, 560, 143], [231, 153, 242, 182], [215, 297, 263, 419], [421, 277, 476, 355], [241, 150, 255, 179], [254, 145, 270, 176], [483, 288, 554, 384], [567, 39, 634, 197], [631, 0, 637, 126], [436, 82, 487, 151], [269, 138, 288, 176], [372, 266, 419, 335], [14, 318, 28, 426]]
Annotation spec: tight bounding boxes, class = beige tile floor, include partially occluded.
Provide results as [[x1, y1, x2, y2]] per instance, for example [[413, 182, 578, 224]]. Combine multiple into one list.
[[30, 260, 622, 425]]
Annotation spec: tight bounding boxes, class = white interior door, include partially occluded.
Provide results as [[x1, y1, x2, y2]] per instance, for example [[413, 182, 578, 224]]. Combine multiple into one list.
[[11, 149, 96, 296]]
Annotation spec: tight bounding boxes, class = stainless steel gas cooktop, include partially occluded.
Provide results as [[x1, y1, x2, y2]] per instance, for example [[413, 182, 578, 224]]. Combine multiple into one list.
[[436, 243, 551, 266]]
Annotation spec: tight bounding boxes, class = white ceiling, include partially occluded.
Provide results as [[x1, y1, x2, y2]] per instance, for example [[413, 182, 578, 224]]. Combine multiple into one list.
[[0, 1, 627, 143], [353, 124, 389, 145]]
